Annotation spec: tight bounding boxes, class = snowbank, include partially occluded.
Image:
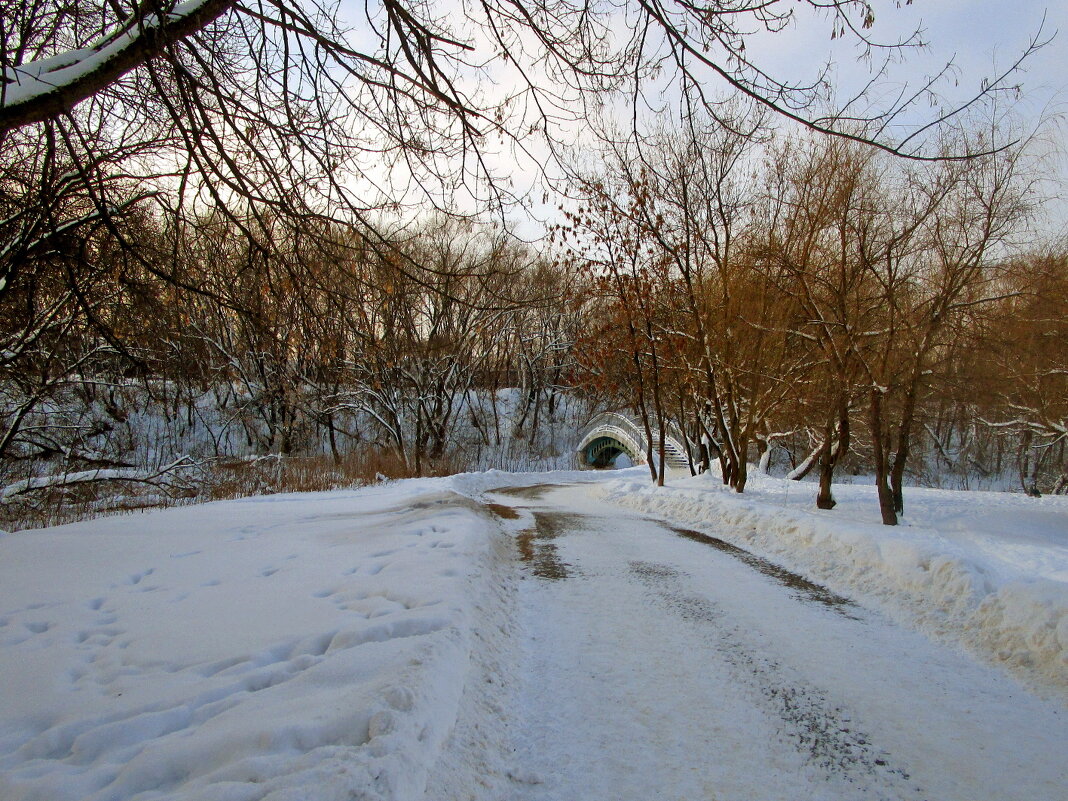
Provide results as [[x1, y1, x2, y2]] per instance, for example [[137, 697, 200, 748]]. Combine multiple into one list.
[[599, 471, 1068, 697], [0, 479, 510, 801]]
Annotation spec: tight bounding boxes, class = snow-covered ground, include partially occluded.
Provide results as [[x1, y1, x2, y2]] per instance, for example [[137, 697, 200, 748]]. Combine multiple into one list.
[[0, 468, 1066, 800], [601, 469, 1068, 696], [0, 479, 517, 801], [484, 480, 1068, 801]]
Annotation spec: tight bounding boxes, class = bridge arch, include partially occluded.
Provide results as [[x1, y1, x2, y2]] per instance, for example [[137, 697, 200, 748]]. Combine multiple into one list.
[[581, 434, 640, 468], [576, 413, 690, 471]]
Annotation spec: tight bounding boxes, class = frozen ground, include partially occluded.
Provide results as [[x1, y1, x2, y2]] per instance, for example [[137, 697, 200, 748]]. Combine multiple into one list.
[[0, 468, 1066, 800]]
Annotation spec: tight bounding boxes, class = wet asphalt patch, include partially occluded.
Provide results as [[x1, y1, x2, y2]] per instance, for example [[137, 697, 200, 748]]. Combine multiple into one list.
[[493, 484, 567, 501], [483, 502, 521, 520], [515, 511, 582, 581]]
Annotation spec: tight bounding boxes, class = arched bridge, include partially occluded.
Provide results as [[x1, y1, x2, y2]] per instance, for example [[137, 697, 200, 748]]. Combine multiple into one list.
[[576, 412, 690, 470]]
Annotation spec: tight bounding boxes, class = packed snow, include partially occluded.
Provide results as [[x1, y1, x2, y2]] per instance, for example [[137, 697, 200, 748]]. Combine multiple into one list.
[[600, 468, 1068, 695], [483, 481, 1067, 801], [0, 479, 510, 801], [0, 467, 1066, 800]]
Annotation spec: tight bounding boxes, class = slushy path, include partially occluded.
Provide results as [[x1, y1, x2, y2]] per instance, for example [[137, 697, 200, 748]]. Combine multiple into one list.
[[488, 482, 1066, 801]]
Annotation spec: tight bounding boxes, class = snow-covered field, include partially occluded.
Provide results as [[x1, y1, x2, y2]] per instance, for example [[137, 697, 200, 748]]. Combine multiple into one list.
[[0, 478, 521, 801], [601, 469, 1068, 695], [0, 467, 1065, 800]]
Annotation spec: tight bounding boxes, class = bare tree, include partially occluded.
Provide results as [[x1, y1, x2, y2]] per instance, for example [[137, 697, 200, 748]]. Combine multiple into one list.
[[980, 246, 1068, 495], [0, 1, 1045, 427], [759, 136, 881, 508], [2, 0, 1045, 274], [841, 136, 1035, 523]]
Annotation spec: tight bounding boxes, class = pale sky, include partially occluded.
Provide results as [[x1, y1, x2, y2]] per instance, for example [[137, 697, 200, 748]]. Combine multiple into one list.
[[339, 1, 1068, 237], [746, 2, 1066, 139], [745, 2, 1068, 235], [543, 1, 1066, 236]]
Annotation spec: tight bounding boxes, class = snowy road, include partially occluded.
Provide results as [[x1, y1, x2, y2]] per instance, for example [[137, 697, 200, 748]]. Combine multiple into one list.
[[481, 481, 1067, 801], [2, 473, 1066, 801]]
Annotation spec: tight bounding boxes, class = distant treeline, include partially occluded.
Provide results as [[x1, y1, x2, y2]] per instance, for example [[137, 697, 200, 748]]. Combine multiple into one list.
[[1, 133, 1065, 529]]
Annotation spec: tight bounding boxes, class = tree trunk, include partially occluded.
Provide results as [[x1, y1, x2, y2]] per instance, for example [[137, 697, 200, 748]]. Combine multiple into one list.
[[869, 387, 898, 525], [644, 322, 667, 487], [695, 408, 715, 474], [889, 388, 918, 516], [326, 413, 340, 463], [816, 431, 836, 509], [635, 395, 658, 483], [787, 432, 823, 481], [651, 393, 666, 488], [734, 426, 750, 492], [734, 459, 748, 493], [757, 438, 770, 474], [413, 409, 423, 476], [816, 398, 851, 509], [657, 418, 666, 488]]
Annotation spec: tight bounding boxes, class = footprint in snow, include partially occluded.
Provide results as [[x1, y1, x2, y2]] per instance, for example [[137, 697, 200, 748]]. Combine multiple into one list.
[[304, 631, 337, 657], [345, 562, 386, 577], [124, 568, 155, 586], [333, 601, 372, 617], [385, 686, 414, 711], [368, 710, 395, 738]]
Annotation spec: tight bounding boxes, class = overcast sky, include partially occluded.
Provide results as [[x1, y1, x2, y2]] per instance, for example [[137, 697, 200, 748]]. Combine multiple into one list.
[[547, 1, 1067, 234], [748, 2, 1066, 131], [742, 1, 1068, 235], [341, 1, 1068, 236]]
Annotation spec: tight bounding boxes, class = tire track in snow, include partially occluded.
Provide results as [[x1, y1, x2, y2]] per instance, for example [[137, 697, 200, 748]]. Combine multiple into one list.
[[472, 478, 1067, 801], [628, 559, 926, 801]]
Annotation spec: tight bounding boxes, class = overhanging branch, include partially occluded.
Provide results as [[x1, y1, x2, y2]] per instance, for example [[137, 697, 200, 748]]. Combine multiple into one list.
[[0, 0, 236, 134]]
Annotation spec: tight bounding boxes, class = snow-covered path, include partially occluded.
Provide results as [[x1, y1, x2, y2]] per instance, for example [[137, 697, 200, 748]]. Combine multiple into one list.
[[2, 472, 1066, 801], [487, 482, 1067, 801]]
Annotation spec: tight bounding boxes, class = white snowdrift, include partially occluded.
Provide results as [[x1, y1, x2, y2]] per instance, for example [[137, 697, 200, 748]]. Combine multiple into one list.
[[0, 479, 509, 801], [599, 470, 1068, 697]]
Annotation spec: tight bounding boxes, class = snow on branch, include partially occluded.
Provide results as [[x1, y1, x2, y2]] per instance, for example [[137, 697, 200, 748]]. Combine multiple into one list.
[[0, 0, 235, 133], [786, 436, 824, 481], [1, 457, 197, 503]]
